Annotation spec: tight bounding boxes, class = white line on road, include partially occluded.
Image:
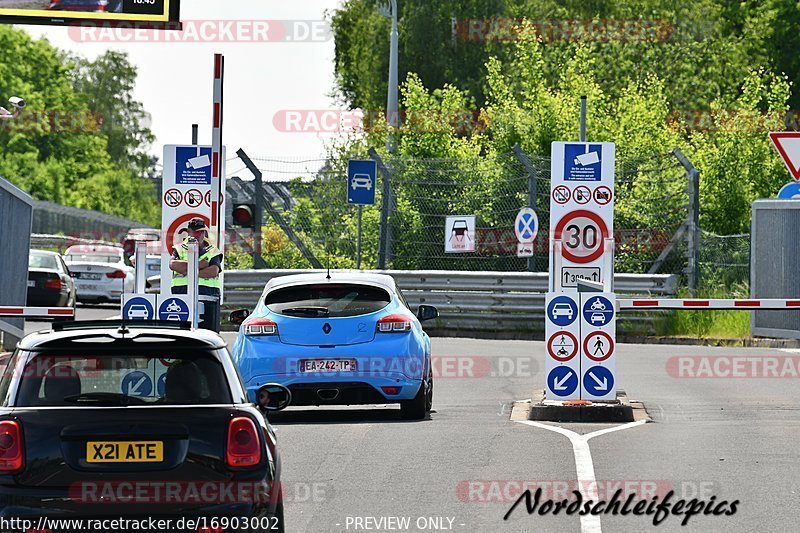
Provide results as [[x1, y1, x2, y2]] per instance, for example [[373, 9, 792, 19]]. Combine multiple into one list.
[[515, 419, 648, 533]]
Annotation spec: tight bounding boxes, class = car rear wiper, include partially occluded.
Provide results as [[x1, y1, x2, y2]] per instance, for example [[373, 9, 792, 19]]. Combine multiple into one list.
[[62, 393, 146, 406], [281, 306, 330, 317]]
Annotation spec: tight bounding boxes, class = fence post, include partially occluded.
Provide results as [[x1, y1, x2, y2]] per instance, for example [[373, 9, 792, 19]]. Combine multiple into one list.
[[369, 148, 394, 269], [237, 148, 321, 269], [673, 147, 700, 296], [512, 144, 539, 272]]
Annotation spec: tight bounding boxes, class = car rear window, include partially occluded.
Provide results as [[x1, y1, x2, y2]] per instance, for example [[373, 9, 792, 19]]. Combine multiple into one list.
[[265, 283, 392, 318], [14, 353, 232, 407], [29, 253, 58, 270]]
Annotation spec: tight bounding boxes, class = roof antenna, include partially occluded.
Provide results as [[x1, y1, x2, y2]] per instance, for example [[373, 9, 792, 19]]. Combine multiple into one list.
[[326, 253, 332, 280]]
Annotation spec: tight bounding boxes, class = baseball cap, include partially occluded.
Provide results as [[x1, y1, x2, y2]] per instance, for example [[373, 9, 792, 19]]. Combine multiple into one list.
[[187, 218, 208, 231]]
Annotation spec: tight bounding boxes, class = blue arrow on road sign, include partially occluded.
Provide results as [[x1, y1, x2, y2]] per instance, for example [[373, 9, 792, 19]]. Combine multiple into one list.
[[583, 366, 614, 397], [547, 295, 578, 327], [159, 297, 190, 322], [123, 296, 155, 321], [121, 371, 153, 397], [547, 366, 578, 397], [778, 182, 800, 199], [583, 296, 614, 326], [347, 160, 377, 206]]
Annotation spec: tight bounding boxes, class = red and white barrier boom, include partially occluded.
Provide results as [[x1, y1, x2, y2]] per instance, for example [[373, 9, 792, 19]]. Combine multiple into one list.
[[619, 299, 800, 310], [0, 307, 74, 318]]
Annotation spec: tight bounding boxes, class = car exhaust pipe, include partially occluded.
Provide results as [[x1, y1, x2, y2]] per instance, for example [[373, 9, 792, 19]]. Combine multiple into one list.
[[316, 389, 340, 401]]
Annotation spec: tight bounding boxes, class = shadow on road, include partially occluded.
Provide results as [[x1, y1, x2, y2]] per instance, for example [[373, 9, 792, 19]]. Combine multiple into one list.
[[268, 407, 435, 425]]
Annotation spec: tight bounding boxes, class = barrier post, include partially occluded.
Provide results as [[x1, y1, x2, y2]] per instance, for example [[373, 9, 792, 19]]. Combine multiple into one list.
[[134, 241, 147, 294], [186, 239, 199, 329]]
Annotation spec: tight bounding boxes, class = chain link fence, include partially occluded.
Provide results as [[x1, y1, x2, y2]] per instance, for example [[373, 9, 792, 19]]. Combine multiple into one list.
[[32, 199, 146, 242], [698, 230, 751, 293], [234, 147, 694, 278]]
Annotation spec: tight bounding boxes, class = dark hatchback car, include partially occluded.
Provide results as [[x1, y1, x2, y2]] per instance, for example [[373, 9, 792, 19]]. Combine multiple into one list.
[[0, 322, 290, 532], [27, 250, 76, 314]]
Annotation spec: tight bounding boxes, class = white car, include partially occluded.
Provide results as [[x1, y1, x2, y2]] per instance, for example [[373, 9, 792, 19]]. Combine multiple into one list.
[[63, 245, 134, 304], [351, 174, 373, 190]]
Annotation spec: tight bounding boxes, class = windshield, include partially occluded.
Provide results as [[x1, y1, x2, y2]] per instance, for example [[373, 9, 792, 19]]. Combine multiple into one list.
[[29, 253, 58, 270], [265, 283, 391, 318], [13, 353, 232, 407]]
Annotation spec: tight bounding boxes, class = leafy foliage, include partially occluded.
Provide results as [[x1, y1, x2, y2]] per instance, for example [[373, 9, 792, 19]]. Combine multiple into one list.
[[0, 26, 158, 226]]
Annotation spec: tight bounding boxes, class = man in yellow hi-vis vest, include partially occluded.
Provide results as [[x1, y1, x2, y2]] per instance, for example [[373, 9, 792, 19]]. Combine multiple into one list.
[[169, 218, 222, 329]]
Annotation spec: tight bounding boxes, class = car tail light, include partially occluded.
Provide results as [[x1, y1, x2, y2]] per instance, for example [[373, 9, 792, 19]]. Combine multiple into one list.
[[226, 417, 261, 468], [377, 314, 412, 333], [106, 270, 126, 279], [0, 420, 24, 472], [381, 386, 401, 395], [244, 318, 278, 336], [44, 277, 61, 290]]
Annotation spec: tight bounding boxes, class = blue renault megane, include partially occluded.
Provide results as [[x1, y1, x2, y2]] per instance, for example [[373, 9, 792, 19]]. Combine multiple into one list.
[[230, 272, 438, 420]]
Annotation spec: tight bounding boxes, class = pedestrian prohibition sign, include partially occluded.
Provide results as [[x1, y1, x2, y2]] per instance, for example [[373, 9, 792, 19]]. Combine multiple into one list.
[[584, 331, 614, 362]]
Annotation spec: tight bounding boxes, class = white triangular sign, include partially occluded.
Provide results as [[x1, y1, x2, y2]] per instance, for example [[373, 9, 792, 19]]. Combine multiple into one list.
[[770, 132, 800, 181]]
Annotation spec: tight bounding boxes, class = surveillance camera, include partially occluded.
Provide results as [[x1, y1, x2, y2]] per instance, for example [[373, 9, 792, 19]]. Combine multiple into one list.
[[8, 97, 25, 109]]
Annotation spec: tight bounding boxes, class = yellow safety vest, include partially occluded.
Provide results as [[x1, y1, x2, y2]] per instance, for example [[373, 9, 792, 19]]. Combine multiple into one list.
[[172, 238, 222, 289]]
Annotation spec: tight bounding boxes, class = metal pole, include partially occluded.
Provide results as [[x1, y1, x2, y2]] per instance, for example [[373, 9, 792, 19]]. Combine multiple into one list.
[[134, 241, 147, 294], [186, 238, 199, 329], [210, 54, 225, 250], [386, 0, 399, 154], [603, 238, 615, 292], [191, 124, 198, 145], [579, 96, 587, 142], [356, 205, 363, 269]]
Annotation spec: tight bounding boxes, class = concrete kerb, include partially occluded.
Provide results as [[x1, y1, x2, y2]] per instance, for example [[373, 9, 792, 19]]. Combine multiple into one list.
[[512, 389, 651, 424]]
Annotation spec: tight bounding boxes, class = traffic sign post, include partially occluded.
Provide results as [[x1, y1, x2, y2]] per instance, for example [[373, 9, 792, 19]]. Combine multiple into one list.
[[347, 160, 377, 269], [580, 293, 616, 400], [445, 216, 476, 253], [545, 293, 581, 400], [550, 142, 615, 290]]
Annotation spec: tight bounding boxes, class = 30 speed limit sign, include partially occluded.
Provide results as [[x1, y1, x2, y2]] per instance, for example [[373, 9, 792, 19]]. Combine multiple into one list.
[[550, 142, 615, 290]]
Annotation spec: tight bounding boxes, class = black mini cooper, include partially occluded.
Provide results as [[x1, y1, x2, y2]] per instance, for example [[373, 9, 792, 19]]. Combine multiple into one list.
[[0, 321, 290, 532]]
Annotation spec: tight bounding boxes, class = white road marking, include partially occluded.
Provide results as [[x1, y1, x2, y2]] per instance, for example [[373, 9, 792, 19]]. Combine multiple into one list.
[[515, 420, 648, 533]]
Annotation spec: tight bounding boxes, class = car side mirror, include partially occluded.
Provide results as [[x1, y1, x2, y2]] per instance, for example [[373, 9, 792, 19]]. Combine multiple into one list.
[[229, 309, 250, 326], [257, 384, 292, 412], [417, 305, 439, 322]]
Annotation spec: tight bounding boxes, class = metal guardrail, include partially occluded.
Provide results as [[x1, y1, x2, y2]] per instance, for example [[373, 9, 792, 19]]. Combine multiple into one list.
[[148, 270, 678, 335]]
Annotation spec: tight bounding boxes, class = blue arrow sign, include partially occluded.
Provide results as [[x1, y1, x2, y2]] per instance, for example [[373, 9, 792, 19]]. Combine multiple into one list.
[[583, 366, 614, 397], [159, 297, 190, 322], [778, 182, 800, 199], [547, 295, 578, 327], [123, 296, 155, 321], [157, 373, 167, 397], [583, 296, 614, 326], [347, 160, 377, 205], [121, 371, 153, 397], [547, 366, 578, 397]]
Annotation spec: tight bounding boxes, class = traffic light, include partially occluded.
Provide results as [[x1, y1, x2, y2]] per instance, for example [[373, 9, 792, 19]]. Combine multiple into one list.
[[232, 203, 256, 228]]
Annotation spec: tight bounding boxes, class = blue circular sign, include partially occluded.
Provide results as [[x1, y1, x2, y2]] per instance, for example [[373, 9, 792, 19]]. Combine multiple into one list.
[[583, 365, 614, 397], [515, 208, 539, 243], [123, 297, 155, 321], [778, 182, 800, 199], [159, 297, 190, 322], [547, 295, 578, 327], [121, 371, 153, 397], [582, 296, 614, 326], [547, 366, 578, 397], [157, 373, 167, 397]]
